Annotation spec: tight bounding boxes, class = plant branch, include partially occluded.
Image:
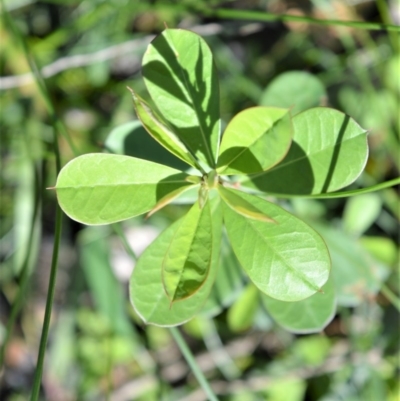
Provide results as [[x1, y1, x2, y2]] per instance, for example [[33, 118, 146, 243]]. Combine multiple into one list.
[[169, 327, 219, 401], [205, 8, 400, 32]]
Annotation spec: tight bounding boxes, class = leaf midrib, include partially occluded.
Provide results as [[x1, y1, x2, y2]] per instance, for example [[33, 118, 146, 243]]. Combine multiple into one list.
[[56, 181, 189, 190]]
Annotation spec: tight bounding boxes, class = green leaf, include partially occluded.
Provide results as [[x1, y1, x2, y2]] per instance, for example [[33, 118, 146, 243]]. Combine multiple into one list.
[[130, 195, 223, 326], [311, 223, 390, 306], [142, 28, 221, 168], [55, 153, 191, 225], [343, 193, 381, 236], [129, 89, 199, 169], [218, 186, 276, 223], [242, 108, 368, 195], [261, 275, 336, 333], [162, 199, 213, 303], [217, 107, 291, 175], [222, 191, 330, 301], [104, 120, 187, 170], [227, 283, 259, 332], [260, 71, 327, 115], [78, 227, 133, 336], [146, 183, 199, 218]]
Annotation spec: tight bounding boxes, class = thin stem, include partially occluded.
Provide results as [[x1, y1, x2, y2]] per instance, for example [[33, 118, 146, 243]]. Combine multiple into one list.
[[30, 205, 63, 401], [381, 284, 400, 313], [169, 327, 219, 401], [2, 3, 66, 399], [111, 223, 137, 261], [205, 8, 400, 32]]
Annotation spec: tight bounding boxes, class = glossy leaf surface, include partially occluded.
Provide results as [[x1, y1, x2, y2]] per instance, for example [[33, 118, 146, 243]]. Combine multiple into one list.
[[130, 89, 199, 168], [142, 28, 221, 168], [262, 275, 336, 333], [260, 71, 326, 115], [162, 200, 212, 303], [222, 191, 330, 301], [56, 154, 190, 225], [130, 196, 222, 326], [242, 108, 368, 195], [217, 107, 291, 175]]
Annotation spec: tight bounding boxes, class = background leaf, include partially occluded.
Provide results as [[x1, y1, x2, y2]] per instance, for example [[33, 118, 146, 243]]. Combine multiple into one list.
[[242, 108, 368, 195], [260, 71, 327, 115], [217, 107, 292, 175], [130, 195, 222, 326], [142, 28, 221, 168], [311, 222, 390, 307], [343, 193, 382, 236], [162, 200, 212, 303], [262, 274, 336, 333], [56, 154, 191, 225], [222, 190, 330, 302]]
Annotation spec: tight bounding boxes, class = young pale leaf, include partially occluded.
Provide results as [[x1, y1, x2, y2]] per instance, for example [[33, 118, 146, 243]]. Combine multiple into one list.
[[260, 71, 327, 115], [262, 275, 336, 334], [146, 183, 198, 218], [129, 88, 199, 169], [161, 199, 212, 303], [242, 108, 368, 195], [222, 191, 330, 302], [55, 154, 191, 225], [218, 186, 276, 223], [217, 107, 292, 175], [142, 28, 221, 168], [130, 196, 223, 326]]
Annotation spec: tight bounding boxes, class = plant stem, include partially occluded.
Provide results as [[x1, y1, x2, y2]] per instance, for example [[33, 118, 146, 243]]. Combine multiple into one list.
[[205, 8, 400, 32], [169, 327, 219, 401], [381, 284, 400, 313], [30, 205, 63, 401]]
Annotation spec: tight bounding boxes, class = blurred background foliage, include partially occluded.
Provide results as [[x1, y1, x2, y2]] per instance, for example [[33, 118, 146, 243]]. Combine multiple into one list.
[[0, 0, 399, 400]]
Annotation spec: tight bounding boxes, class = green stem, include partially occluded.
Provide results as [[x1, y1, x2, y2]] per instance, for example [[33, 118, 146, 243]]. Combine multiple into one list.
[[205, 8, 400, 32], [30, 205, 63, 401], [247, 177, 400, 199], [2, 3, 66, 399], [169, 327, 219, 401], [381, 284, 400, 313], [111, 223, 137, 261]]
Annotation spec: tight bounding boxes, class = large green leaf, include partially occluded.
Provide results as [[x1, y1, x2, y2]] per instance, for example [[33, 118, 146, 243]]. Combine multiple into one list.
[[260, 71, 326, 115], [142, 28, 221, 168], [262, 274, 336, 333], [222, 190, 330, 301], [55, 153, 191, 225], [242, 108, 368, 195], [129, 89, 199, 169], [217, 107, 292, 175], [162, 199, 212, 303], [130, 195, 223, 326]]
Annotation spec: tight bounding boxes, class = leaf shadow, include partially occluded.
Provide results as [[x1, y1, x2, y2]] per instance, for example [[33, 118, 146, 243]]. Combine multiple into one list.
[[248, 141, 315, 195], [218, 146, 264, 174]]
